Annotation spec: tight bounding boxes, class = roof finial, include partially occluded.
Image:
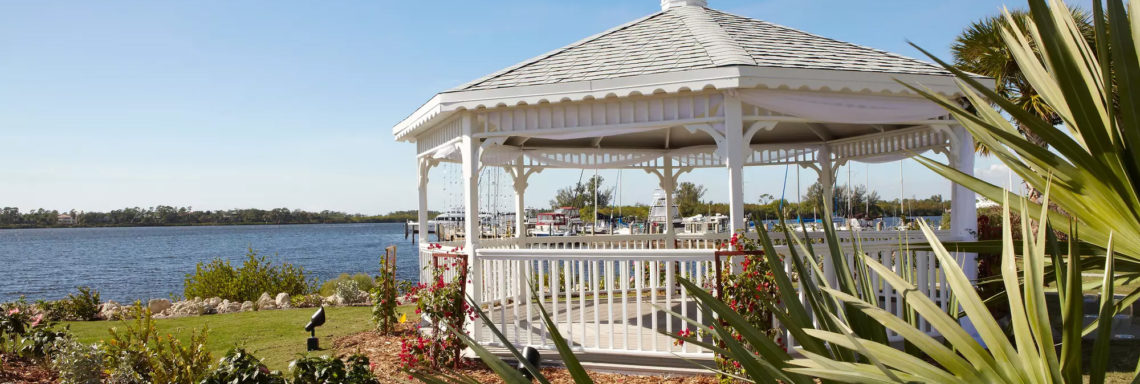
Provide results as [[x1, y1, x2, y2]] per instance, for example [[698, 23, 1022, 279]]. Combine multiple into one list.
[[661, 0, 707, 11]]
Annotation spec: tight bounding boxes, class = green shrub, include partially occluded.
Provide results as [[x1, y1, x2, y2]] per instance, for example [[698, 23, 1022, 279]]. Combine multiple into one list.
[[18, 326, 68, 360], [319, 273, 374, 297], [103, 304, 212, 384], [64, 286, 101, 321], [201, 349, 287, 384], [36, 287, 102, 322], [289, 354, 379, 384], [184, 248, 317, 302], [334, 280, 367, 305], [51, 339, 104, 384], [290, 293, 323, 308]]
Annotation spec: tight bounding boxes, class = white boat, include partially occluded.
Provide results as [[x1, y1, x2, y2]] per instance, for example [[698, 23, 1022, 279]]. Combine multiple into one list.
[[532, 210, 577, 237], [682, 213, 729, 234], [647, 190, 682, 233]]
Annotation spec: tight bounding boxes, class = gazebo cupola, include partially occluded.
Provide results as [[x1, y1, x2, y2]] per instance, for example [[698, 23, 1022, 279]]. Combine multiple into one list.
[[392, 0, 977, 357]]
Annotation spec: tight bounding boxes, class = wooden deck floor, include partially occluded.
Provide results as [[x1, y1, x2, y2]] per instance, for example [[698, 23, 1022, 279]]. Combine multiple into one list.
[[476, 294, 717, 355]]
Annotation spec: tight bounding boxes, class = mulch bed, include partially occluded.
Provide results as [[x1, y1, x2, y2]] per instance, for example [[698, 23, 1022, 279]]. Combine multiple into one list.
[[0, 356, 56, 384], [333, 331, 721, 384]]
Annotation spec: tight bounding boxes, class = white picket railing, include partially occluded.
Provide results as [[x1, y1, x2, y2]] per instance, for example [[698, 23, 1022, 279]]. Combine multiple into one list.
[[474, 248, 717, 357], [416, 230, 958, 357]]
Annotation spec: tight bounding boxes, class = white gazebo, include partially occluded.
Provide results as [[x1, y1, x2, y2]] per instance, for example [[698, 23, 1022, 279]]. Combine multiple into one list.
[[394, 0, 977, 361]]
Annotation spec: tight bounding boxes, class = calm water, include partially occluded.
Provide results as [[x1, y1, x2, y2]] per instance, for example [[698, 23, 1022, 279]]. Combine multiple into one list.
[[0, 223, 423, 303]]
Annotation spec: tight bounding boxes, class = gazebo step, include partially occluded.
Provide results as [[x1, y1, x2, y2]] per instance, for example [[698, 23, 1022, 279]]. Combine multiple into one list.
[[474, 346, 717, 376]]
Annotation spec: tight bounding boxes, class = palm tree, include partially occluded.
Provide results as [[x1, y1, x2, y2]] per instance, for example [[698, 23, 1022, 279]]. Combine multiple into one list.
[[952, 8, 1094, 204], [952, 8, 1094, 153]]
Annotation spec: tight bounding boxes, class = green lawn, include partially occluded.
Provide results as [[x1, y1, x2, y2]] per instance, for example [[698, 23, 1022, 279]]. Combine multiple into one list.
[[63, 305, 415, 372]]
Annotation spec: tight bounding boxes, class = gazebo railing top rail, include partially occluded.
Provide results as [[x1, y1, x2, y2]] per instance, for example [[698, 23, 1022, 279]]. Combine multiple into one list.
[[422, 229, 951, 252]]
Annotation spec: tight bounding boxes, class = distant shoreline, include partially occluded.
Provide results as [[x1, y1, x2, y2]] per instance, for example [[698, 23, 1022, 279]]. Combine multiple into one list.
[[0, 220, 408, 230]]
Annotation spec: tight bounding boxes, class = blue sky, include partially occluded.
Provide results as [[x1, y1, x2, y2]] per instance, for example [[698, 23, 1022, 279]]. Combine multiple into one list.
[[0, 0, 1058, 214]]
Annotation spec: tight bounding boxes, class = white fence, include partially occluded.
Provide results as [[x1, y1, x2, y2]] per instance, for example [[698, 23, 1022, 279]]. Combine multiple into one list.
[[416, 230, 957, 357]]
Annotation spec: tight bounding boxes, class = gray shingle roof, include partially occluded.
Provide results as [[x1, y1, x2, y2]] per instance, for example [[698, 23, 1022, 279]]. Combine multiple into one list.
[[452, 6, 950, 92]]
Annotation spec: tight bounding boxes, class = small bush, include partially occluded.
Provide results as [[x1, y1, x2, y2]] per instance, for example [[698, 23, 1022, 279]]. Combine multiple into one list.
[[64, 286, 102, 321], [52, 339, 104, 384], [289, 354, 379, 384], [335, 280, 367, 305], [149, 326, 211, 384], [103, 304, 212, 384], [36, 287, 101, 322], [290, 293, 323, 308], [18, 326, 68, 360], [200, 348, 287, 384], [319, 273, 374, 297], [184, 248, 317, 302]]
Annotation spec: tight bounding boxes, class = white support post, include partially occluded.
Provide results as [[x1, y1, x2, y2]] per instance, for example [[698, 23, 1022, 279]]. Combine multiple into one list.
[[417, 159, 430, 247], [724, 95, 746, 237], [947, 124, 979, 340], [817, 144, 838, 287], [513, 162, 527, 241], [417, 158, 430, 284], [949, 126, 978, 263], [662, 156, 676, 248], [460, 114, 482, 339]]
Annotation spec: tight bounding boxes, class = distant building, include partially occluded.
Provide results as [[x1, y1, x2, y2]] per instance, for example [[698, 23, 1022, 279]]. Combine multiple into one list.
[[57, 214, 75, 225]]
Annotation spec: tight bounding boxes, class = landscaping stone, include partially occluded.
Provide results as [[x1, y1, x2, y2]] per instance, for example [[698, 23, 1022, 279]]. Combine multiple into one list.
[[147, 298, 172, 314], [257, 293, 276, 310], [241, 301, 254, 312], [216, 299, 241, 314], [275, 292, 291, 309], [169, 300, 204, 317], [99, 301, 122, 320]]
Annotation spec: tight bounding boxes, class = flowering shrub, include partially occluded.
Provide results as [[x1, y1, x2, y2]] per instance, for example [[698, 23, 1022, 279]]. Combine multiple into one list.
[[397, 256, 474, 374], [0, 304, 31, 355], [676, 232, 783, 383], [1, 299, 68, 363]]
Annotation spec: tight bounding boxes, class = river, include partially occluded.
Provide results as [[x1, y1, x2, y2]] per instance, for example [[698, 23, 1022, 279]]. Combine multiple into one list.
[[0, 223, 422, 303]]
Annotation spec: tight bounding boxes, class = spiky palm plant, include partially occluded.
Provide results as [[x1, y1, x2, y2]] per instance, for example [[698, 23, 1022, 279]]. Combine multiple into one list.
[[911, 0, 1140, 311]]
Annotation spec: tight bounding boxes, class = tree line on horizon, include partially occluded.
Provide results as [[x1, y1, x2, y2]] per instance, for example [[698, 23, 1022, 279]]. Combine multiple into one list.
[[551, 176, 950, 222], [0, 206, 438, 229]]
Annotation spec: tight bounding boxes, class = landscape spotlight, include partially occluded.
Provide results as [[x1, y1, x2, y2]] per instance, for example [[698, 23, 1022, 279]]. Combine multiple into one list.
[[305, 306, 326, 351], [516, 346, 541, 380]]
